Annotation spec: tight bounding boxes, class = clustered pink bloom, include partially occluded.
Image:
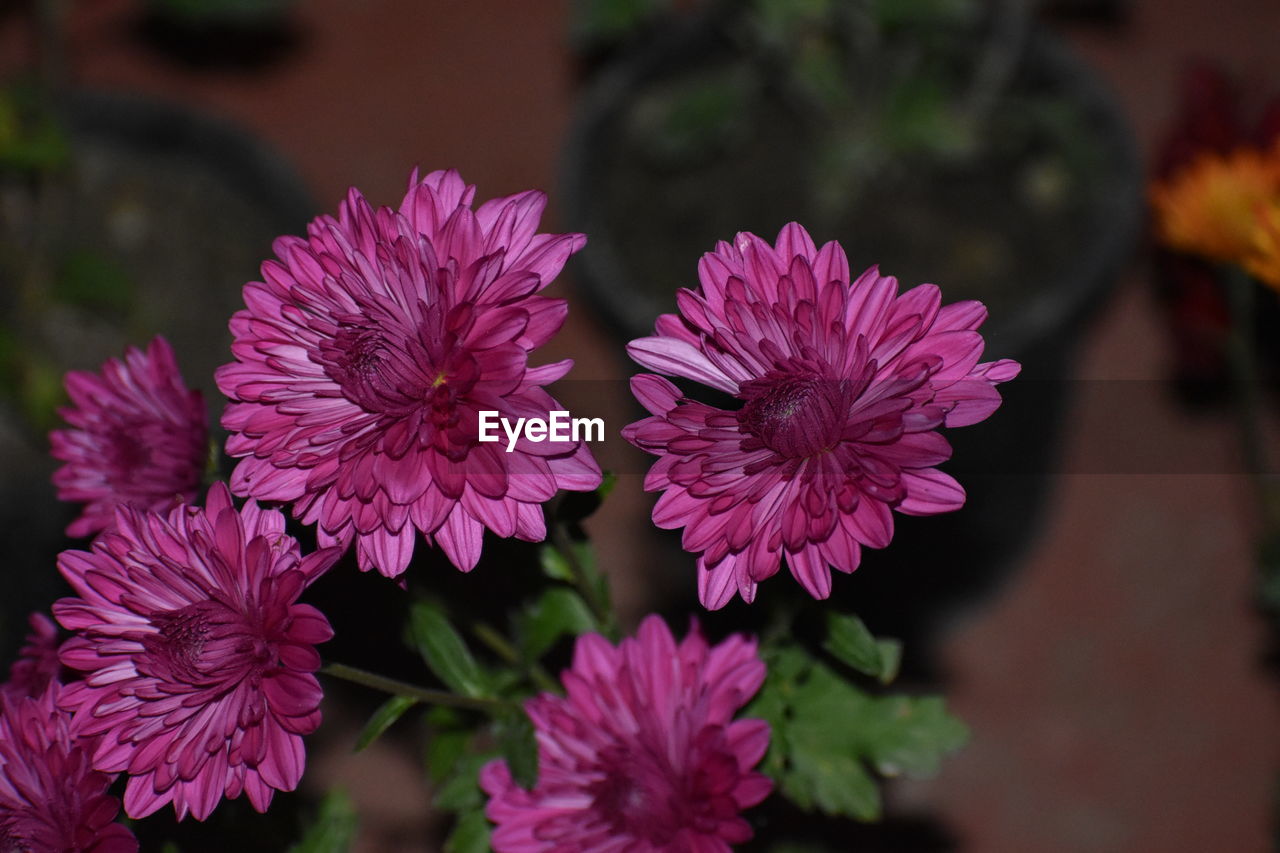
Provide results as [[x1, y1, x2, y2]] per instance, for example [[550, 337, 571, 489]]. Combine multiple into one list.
[[0, 682, 138, 852], [51, 336, 208, 539], [623, 224, 1020, 608], [53, 483, 339, 821], [480, 615, 771, 852], [217, 169, 601, 578], [1, 613, 62, 700]]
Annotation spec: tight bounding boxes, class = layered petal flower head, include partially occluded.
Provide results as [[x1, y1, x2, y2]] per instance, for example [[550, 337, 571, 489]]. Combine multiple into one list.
[[0, 682, 138, 852], [51, 336, 208, 539], [623, 224, 1021, 608], [52, 483, 339, 821], [216, 169, 601, 578], [480, 615, 771, 852], [1, 613, 62, 700]]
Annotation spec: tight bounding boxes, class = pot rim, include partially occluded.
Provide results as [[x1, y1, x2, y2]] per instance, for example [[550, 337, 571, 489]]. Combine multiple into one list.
[[560, 16, 1144, 359]]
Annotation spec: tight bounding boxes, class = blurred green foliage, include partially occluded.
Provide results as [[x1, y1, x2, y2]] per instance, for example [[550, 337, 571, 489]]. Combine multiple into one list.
[[0, 84, 69, 175]]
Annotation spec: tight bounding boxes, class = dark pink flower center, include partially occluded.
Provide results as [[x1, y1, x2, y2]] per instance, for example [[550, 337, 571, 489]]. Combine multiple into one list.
[[738, 371, 849, 458], [143, 601, 268, 686], [318, 322, 480, 428], [589, 744, 688, 844], [104, 428, 151, 480]]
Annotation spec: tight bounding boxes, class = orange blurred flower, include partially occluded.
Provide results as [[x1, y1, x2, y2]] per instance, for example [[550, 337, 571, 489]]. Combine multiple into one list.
[[1151, 145, 1280, 263], [1246, 202, 1280, 289]]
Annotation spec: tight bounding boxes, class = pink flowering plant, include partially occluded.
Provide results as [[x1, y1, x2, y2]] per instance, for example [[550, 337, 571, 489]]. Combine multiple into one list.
[[0, 169, 1016, 850]]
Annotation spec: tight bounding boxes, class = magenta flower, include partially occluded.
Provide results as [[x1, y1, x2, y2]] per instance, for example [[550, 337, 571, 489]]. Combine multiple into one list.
[[52, 483, 339, 821], [480, 615, 771, 852], [51, 336, 208, 539], [0, 682, 138, 852], [1, 613, 62, 700], [622, 224, 1021, 608], [216, 169, 601, 578]]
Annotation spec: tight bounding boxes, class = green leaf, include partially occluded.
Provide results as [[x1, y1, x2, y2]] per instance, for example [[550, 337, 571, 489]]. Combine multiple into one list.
[[497, 710, 540, 791], [519, 587, 597, 661], [288, 789, 359, 853], [354, 695, 417, 752], [409, 600, 489, 698], [787, 747, 881, 819], [53, 251, 135, 315], [823, 612, 882, 677], [752, 643, 967, 821], [571, 0, 667, 45], [433, 753, 493, 812], [444, 809, 491, 853], [596, 470, 618, 500], [823, 612, 900, 683], [539, 544, 574, 583], [425, 726, 471, 785], [857, 695, 969, 778]]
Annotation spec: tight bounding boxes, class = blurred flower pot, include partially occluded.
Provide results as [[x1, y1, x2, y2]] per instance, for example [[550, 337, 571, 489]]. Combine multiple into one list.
[[562, 8, 1141, 672], [0, 90, 314, 680], [137, 0, 303, 69]]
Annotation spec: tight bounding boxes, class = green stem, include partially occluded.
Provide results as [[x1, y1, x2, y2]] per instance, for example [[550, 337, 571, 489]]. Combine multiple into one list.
[[548, 519, 616, 639], [321, 662, 511, 714], [472, 621, 558, 693], [1225, 267, 1280, 527]]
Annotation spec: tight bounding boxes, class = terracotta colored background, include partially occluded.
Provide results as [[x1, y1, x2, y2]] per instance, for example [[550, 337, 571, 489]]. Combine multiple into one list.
[[3, 0, 1279, 850]]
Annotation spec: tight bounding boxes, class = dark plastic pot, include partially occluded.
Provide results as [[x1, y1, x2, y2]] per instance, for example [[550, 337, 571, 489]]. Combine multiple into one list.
[[0, 91, 315, 672], [562, 17, 1142, 673]]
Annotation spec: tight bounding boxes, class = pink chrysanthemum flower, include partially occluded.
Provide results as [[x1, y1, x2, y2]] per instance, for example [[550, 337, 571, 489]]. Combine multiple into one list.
[[480, 615, 771, 852], [216, 169, 602, 578], [1, 613, 62, 700], [0, 682, 138, 852], [51, 336, 208, 539], [52, 483, 339, 821], [622, 224, 1021, 608]]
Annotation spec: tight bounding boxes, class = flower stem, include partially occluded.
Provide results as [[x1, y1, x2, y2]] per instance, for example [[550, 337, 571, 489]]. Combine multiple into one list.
[[321, 662, 511, 713], [549, 519, 617, 639], [472, 621, 559, 693], [1225, 266, 1280, 526]]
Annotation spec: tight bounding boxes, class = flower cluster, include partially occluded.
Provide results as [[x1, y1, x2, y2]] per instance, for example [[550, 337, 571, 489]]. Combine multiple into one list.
[[3, 166, 1015, 846], [481, 616, 771, 852], [623, 223, 1019, 607]]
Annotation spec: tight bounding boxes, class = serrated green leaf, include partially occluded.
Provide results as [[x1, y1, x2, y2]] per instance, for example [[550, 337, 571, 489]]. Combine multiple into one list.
[[497, 711, 540, 790], [354, 695, 416, 752], [444, 809, 491, 853], [519, 587, 597, 661], [755, 642, 967, 821], [409, 600, 489, 698], [433, 753, 493, 812], [786, 748, 881, 819], [858, 695, 969, 778], [288, 789, 358, 853]]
